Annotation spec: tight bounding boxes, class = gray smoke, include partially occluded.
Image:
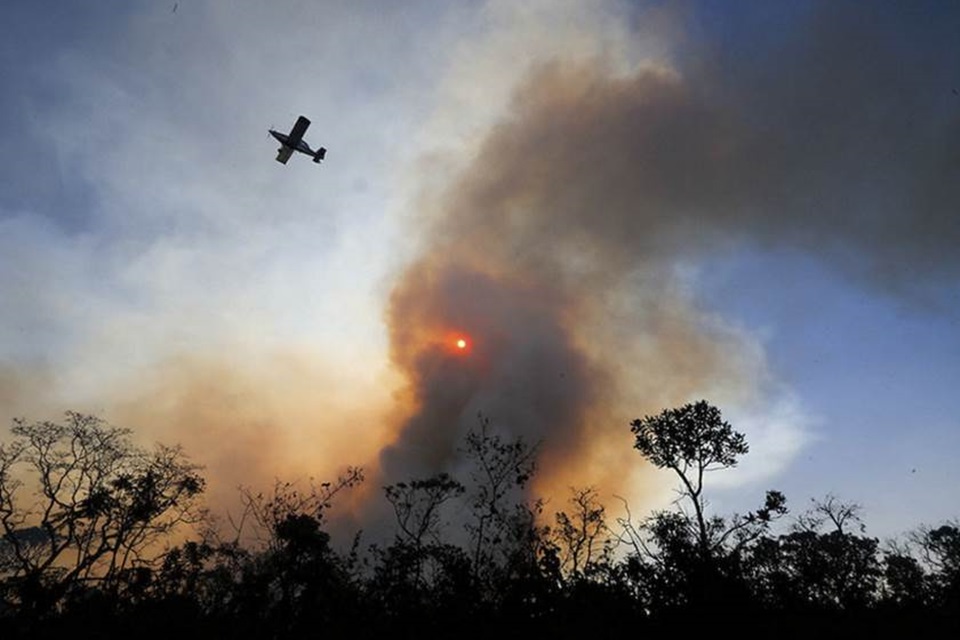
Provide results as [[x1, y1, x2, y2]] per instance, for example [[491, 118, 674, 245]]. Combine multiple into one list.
[[377, 1, 959, 510]]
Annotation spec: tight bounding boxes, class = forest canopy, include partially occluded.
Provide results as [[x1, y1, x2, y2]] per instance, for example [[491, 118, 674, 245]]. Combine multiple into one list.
[[0, 403, 957, 638]]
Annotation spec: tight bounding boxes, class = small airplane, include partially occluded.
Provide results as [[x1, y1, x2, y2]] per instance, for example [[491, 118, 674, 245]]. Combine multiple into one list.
[[269, 115, 326, 165]]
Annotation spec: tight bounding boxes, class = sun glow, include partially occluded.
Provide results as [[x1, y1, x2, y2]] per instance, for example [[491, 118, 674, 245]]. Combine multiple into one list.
[[444, 332, 472, 355]]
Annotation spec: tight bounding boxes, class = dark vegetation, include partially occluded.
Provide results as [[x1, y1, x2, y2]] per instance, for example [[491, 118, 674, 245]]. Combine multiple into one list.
[[1, 403, 957, 638]]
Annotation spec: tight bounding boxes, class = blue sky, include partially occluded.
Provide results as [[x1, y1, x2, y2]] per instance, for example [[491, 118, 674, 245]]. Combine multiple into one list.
[[1, 1, 958, 539]]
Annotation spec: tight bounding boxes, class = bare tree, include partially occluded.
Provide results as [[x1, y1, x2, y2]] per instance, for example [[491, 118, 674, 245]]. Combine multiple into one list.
[[385, 473, 464, 548], [552, 486, 609, 579], [237, 467, 364, 553], [383, 473, 465, 588], [795, 494, 866, 535], [0, 412, 204, 610], [460, 414, 538, 583]]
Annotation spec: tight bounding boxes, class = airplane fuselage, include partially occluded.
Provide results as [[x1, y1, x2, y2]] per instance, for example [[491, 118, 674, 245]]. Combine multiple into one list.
[[270, 130, 312, 154]]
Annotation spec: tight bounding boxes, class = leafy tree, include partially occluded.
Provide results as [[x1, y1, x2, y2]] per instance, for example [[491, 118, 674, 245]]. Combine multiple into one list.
[[629, 401, 785, 560], [745, 496, 881, 612], [150, 537, 244, 611], [232, 469, 365, 634], [881, 543, 930, 609], [2, 401, 958, 636], [131, 468, 367, 640], [237, 468, 363, 553], [627, 401, 787, 614], [369, 534, 473, 629], [630, 401, 748, 558], [0, 412, 204, 613], [911, 522, 960, 612]]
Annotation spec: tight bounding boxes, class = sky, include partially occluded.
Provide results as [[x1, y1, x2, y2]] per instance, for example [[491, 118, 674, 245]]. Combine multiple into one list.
[[1, 0, 958, 541]]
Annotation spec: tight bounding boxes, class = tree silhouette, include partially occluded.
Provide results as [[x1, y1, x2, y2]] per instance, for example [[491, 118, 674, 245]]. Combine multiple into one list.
[[0, 412, 204, 615], [630, 400, 749, 559], [743, 495, 881, 615], [912, 521, 960, 613], [385, 473, 465, 551], [0, 404, 957, 637], [460, 413, 538, 589], [383, 472, 466, 591], [233, 469, 365, 636], [551, 487, 608, 578], [628, 401, 786, 613]]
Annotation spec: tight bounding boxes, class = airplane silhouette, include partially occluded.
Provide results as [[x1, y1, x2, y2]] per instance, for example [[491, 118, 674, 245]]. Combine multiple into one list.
[[269, 115, 326, 165]]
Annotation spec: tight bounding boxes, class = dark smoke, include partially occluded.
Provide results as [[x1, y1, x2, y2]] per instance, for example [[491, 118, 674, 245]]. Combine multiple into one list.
[[378, 2, 960, 510], [383, 261, 606, 477]]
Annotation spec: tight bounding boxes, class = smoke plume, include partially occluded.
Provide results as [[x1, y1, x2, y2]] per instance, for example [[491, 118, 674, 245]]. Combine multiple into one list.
[[378, 2, 960, 511]]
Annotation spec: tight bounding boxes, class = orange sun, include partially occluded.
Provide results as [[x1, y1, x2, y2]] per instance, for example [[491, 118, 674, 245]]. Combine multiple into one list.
[[444, 331, 472, 355]]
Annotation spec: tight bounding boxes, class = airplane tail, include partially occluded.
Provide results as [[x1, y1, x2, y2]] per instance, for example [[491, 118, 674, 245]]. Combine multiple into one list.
[[313, 147, 327, 163]]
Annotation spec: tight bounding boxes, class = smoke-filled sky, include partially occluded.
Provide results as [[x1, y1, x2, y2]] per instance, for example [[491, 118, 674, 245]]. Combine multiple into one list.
[[2, 0, 958, 539]]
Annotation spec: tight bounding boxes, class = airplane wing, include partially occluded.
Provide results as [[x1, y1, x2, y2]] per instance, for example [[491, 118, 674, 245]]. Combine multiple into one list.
[[276, 146, 294, 164], [285, 116, 311, 147]]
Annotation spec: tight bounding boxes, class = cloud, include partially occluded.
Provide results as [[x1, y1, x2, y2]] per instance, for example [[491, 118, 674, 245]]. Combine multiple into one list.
[[0, 1, 452, 519]]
